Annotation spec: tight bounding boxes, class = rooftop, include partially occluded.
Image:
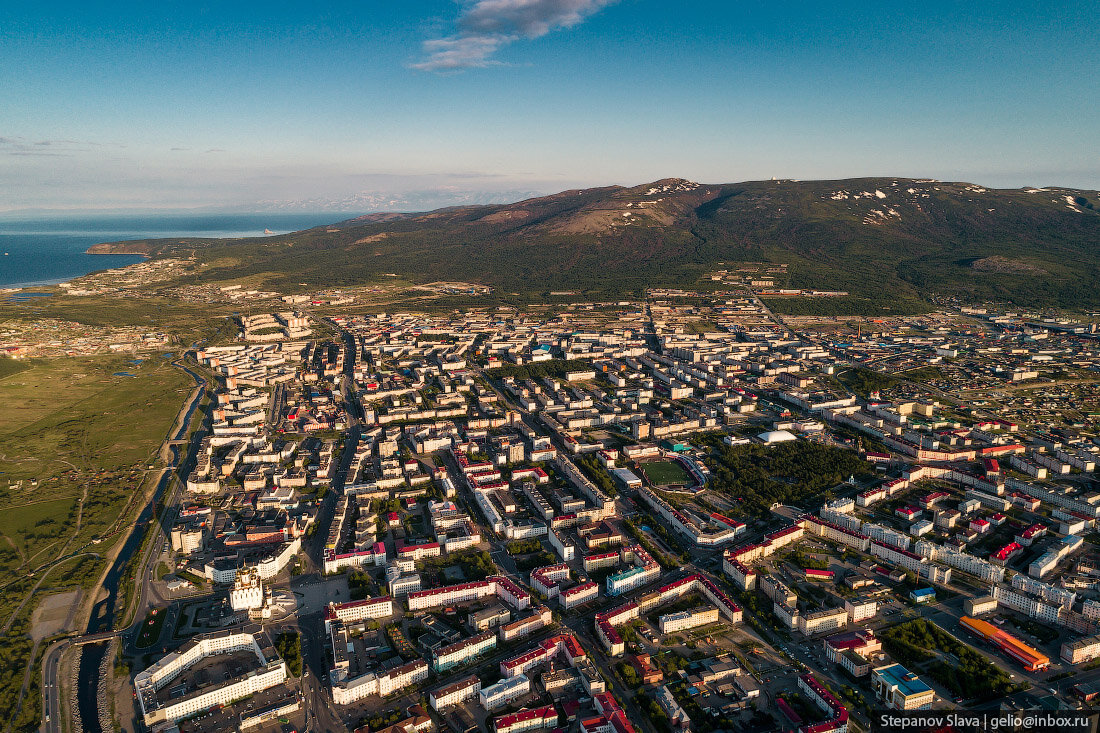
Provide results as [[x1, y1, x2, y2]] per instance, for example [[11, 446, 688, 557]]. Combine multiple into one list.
[[875, 664, 932, 697]]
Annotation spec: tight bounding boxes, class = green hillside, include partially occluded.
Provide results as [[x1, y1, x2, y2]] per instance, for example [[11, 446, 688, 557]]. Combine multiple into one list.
[[94, 177, 1100, 311]]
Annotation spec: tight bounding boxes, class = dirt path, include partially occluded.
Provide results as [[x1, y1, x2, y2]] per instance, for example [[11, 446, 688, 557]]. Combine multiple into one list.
[[54, 482, 91, 559], [24, 540, 62, 569], [0, 533, 26, 566]]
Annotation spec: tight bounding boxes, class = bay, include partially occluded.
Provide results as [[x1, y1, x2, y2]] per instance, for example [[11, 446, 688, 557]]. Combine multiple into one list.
[[0, 213, 339, 288]]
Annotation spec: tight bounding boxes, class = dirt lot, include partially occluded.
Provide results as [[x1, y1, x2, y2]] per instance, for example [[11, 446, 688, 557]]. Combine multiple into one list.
[[30, 589, 80, 640]]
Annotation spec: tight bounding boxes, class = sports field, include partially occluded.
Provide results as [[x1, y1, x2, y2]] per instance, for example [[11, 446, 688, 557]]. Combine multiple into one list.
[[640, 459, 692, 487]]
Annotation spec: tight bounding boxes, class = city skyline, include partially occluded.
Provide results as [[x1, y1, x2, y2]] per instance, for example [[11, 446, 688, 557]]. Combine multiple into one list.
[[2, 0, 1098, 212]]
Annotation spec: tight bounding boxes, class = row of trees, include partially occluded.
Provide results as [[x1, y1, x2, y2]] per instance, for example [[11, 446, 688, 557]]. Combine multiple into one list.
[[485, 358, 597, 382], [505, 538, 543, 555], [575, 454, 619, 498], [274, 631, 303, 677], [420, 548, 498, 580], [835, 367, 900, 397], [783, 547, 828, 571]]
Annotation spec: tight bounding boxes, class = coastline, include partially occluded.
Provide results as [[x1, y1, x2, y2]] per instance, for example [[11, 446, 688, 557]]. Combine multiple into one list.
[[1, 213, 333, 290], [1, 257, 147, 290], [85, 244, 156, 255]]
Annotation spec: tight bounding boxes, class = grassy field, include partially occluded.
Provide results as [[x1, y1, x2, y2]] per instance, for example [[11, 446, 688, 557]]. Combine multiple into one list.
[[0, 357, 31, 380], [640, 459, 692, 487], [0, 355, 190, 487], [0, 354, 193, 729], [136, 607, 166, 649], [0, 294, 234, 346], [0, 498, 76, 563]]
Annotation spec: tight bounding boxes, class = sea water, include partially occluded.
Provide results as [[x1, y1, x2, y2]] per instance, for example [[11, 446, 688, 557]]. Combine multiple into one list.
[[0, 213, 339, 288]]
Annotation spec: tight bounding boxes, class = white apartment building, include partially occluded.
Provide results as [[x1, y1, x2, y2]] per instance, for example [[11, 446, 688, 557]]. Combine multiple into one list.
[[1062, 634, 1100, 664], [559, 582, 599, 610], [480, 674, 531, 711], [658, 606, 720, 634], [799, 607, 848, 636], [324, 597, 394, 629], [136, 630, 287, 726], [331, 660, 429, 705], [429, 674, 481, 711], [407, 577, 531, 611], [845, 598, 879, 623], [433, 630, 497, 672]]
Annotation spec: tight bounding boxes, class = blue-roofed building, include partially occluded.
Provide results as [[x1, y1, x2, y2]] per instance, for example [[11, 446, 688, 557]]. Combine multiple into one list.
[[909, 587, 936, 603], [872, 664, 935, 710], [606, 566, 647, 596]]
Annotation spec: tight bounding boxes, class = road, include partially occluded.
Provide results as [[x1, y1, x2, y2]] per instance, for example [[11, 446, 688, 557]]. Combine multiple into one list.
[[265, 614, 347, 733], [41, 639, 66, 733], [289, 328, 363, 732]]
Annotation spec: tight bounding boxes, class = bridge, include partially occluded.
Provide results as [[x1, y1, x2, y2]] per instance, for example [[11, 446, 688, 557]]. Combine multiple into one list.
[[70, 630, 119, 646]]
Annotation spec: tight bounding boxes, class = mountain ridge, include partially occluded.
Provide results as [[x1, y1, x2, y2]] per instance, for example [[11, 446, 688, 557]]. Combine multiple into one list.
[[86, 176, 1100, 312]]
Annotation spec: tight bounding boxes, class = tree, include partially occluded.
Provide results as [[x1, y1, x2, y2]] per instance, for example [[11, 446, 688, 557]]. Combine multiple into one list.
[[618, 663, 640, 687], [274, 631, 303, 676]]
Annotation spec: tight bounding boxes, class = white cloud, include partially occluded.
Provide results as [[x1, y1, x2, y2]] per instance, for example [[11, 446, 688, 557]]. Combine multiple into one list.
[[409, 34, 510, 72], [412, 0, 616, 72]]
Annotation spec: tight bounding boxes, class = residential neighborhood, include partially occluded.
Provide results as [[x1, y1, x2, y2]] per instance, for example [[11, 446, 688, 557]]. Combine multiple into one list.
[[83, 291, 1100, 733]]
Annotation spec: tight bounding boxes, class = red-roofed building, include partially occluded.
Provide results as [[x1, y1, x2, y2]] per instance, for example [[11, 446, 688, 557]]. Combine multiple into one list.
[[396, 539, 441, 561], [494, 706, 558, 733], [969, 519, 991, 534], [1016, 523, 1047, 546], [805, 568, 835, 580], [709, 512, 746, 531], [501, 634, 586, 679], [980, 443, 1024, 456], [777, 697, 803, 726], [584, 693, 637, 733], [895, 506, 922, 521], [991, 542, 1023, 564], [583, 551, 621, 572], [550, 513, 579, 530], [530, 564, 571, 598], [797, 673, 849, 733], [920, 492, 949, 509], [407, 577, 531, 612], [559, 582, 598, 610], [325, 597, 394, 628], [627, 653, 662, 685]]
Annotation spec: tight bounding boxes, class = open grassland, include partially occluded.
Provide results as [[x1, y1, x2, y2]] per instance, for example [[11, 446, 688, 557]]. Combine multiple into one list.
[[0, 293, 233, 344], [0, 498, 76, 565], [0, 354, 191, 596], [0, 355, 190, 482], [0, 357, 31, 380], [0, 354, 192, 729]]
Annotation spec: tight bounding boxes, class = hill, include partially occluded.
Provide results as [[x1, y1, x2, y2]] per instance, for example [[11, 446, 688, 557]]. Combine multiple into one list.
[[89, 177, 1100, 312]]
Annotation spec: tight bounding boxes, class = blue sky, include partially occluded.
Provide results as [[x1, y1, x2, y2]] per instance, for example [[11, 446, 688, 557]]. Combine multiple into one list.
[[1, 1, 1097, 212]]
